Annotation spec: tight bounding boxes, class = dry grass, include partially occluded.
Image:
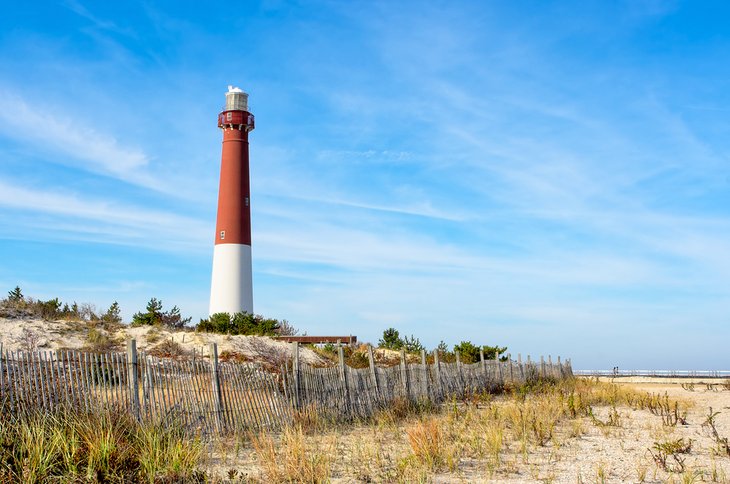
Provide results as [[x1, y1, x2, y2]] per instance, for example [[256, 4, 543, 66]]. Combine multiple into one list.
[[207, 377, 730, 482], [250, 425, 334, 483], [7, 377, 725, 482], [405, 418, 450, 471], [0, 407, 203, 483]]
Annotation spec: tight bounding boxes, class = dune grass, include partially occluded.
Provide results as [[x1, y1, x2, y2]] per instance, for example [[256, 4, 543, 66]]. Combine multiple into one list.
[[0, 406, 204, 483], [219, 377, 719, 483], [1, 377, 716, 483]]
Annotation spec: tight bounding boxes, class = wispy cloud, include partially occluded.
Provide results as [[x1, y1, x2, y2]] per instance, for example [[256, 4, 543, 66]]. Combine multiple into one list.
[[0, 179, 209, 252], [0, 91, 165, 189], [62, 0, 138, 38]]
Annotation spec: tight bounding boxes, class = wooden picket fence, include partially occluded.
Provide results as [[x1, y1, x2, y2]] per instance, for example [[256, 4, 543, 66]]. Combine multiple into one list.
[[0, 340, 572, 434], [284, 345, 573, 421], [0, 340, 291, 434]]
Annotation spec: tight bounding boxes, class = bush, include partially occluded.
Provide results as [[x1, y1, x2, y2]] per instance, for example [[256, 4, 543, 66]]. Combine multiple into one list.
[[131, 298, 191, 329], [379, 328, 402, 349], [100, 301, 122, 325], [436, 340, 456, 363], [36, 298, 62, 321], [132, 298, 163, 326], [0, 287, 108, 323], [379, 328, 424, 354], [453, 341, 508, 364], [7, 286, 23, 302], [402, 334, 424, 353], [197, 312, 231, 333], [196, 311, 281, 336]]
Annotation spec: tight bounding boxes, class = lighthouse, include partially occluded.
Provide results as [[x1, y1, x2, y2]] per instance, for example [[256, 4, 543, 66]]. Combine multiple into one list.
[[209, 86, 255, 316]]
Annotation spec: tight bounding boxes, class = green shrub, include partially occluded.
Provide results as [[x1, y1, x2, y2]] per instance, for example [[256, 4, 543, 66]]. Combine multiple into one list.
[[7, 286, 23, 302], [196, 311, 281, 336], [378, 328, 403, 349], [378, 328, 424, 354], [131, 298, 191, 329], [402, 335, 424, 353], [453, 341, 508, 364], [482, 344, 508, 361], [36, 298, 62, 321], [131, 298, 163, 326], [100, 301, 122, 325], [196, 312, 231, 333]]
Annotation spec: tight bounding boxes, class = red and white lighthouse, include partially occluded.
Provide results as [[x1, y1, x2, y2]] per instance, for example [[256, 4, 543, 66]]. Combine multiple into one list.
[[209, 86, 255, 315]]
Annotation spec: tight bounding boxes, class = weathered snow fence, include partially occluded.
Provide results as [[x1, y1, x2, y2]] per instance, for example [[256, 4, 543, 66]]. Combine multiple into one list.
[[0, 339, 572, 433], [283, 342, 573, 422]]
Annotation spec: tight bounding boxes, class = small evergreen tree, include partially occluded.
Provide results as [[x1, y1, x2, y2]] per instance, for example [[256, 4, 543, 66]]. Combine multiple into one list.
[[196, 311, 282, 336], [132, 299, 192, 328], [453, 341, 508, 363], [197, 312, 232, 333], [7, 286, 23, 302], [453, 341, 481, 363], [436, 340, 455, 362], [101, 301, 122, 324], [402, 334, 424, 353], [70, 302, 80, 319], [131, 298, 164, 327], [161, 305, 191, 329], [378, 327, 403, 349], [482, 344, 508, 361]]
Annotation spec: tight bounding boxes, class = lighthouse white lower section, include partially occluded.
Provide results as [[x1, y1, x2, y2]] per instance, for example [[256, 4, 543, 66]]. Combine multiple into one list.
[[209, 244, 253, 316]]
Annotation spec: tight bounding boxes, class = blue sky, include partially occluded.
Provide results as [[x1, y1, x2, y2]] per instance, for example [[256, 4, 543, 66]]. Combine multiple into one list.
[[1, 1, 729, 369]]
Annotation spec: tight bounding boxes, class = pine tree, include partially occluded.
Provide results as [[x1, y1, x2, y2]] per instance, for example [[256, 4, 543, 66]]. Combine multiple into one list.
[[7, 286, 23, 302], [131, 298, 163, 326], [101, 301, 122, 324], [378, 328, 403, 349]]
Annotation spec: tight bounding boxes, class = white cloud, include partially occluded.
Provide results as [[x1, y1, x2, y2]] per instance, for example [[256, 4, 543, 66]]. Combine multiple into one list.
[[0, 179, 209, 252], [0, 91, 164, 190]]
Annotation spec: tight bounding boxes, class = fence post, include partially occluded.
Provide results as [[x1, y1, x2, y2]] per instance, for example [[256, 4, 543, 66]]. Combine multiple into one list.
[[280, 362, 289, 402], [479, 348, 486, 374], [507, 353, 513, 383], [548, 355, 553, 378], [540, 355, 545, 379], [338, 343, 351, 417], [517, 353, 523, 380], [209, 343, 223, 431], [126, 339, 140, 421], [433, 349, 443, 401], [557, 356, 562, 378], [495, 350, 503, 385], [420, 349, 429, 399], [400, 349, 409, 398], [291, 342, 300, 410], [367, 344, 379, 396], [455, 350, 464, 393]]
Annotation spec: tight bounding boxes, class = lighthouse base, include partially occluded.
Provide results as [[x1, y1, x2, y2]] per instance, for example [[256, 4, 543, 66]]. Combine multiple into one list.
[[209, 244, 253, 316]]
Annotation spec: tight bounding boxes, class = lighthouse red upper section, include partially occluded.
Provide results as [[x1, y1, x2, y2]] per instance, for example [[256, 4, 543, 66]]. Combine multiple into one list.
[[218, 110, 255, 130], [214, 87, 254, 246]]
